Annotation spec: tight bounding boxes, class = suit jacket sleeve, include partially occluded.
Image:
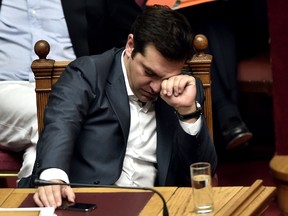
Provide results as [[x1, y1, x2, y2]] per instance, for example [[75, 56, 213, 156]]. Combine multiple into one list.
[[177, 77, 217, 185], [155, 77, 217, 186]]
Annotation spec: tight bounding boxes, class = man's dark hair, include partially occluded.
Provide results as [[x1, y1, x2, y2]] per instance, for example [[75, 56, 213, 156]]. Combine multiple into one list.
[[130, 5, 193, 62]]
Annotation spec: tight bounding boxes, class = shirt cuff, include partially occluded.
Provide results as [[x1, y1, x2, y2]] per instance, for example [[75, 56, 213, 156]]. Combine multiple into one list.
[[40, 168, 70, 183], [179, 116, 202, 135]]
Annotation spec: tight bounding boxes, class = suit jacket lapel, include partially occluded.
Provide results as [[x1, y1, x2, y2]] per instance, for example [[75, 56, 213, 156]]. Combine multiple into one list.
[[105, 51, 130, 144]]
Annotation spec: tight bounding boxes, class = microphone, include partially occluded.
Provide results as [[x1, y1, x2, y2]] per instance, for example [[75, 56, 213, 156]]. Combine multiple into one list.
[[34, 179, 169, 216]]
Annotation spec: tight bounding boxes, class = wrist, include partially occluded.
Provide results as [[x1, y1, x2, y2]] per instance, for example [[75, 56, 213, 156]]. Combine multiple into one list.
[[175, 102, 202, 121]]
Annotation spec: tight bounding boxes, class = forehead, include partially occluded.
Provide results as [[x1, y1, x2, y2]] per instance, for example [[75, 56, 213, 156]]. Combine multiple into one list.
[[137, 45, 185, 79]]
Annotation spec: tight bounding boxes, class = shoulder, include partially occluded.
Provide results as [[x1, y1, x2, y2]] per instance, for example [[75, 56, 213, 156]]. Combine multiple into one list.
[[71, 48, 119, 68], [63, 48, 123, 88], [68, 48, 122, 78]]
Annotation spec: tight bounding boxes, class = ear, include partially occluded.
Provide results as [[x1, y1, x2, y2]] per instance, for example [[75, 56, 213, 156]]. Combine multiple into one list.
[[125, 34, 134, 58]]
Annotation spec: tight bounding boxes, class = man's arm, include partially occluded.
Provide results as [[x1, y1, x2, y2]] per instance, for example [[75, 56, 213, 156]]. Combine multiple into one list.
[[31, 58, 98, 207], [33, 58, 97, 177], [160, 75, 217, 184]]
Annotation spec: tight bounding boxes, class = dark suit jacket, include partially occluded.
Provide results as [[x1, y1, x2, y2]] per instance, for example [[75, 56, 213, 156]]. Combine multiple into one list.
[[19, 48, 217, 187], [0, 0, 141, 57]]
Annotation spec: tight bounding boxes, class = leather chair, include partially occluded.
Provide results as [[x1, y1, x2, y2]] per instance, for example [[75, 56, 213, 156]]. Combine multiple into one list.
[[0, 146, 22, 187], [0, 150, 22, 178]]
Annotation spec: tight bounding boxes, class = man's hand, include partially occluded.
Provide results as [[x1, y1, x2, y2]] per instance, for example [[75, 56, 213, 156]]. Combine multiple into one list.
[[160, 74, 197, 114], [33, 179, 75, 209]]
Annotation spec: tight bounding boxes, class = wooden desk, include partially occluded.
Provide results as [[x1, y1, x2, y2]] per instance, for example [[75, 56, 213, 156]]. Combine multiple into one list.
[[0, 181, 276, 216], [0, 188, 14, 206], [167, 184, 276, 216]]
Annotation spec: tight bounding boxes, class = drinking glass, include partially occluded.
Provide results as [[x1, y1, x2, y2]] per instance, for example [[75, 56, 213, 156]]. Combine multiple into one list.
[[190, 162, 214, 214]]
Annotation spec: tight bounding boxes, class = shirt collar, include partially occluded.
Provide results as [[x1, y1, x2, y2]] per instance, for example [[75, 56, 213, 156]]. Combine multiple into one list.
[[121, 50, 134, 97]]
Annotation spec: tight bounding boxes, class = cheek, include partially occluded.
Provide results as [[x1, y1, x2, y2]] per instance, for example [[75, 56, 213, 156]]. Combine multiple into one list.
[[131, 66, 149, 87], [133, 75, 148, 90]]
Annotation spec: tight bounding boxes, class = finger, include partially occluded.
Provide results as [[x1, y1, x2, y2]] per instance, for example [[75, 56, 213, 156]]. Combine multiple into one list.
[[177, 75, 192, 94], [162, 77, 177, 97], [43, 185, 61, 208], [172, 76, 183, 96], [160, 79, 168, 95], [33, 191, 44, 207], [35, 186, 55, 208], [52, 185, 65, 207]]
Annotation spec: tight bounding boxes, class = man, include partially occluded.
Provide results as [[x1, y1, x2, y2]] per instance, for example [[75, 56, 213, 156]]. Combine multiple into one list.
[[0, 0, 141, 179], [19, 5, 217, 208]]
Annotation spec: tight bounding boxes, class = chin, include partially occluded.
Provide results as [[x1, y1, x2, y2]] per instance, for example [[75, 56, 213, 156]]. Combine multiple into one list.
[[139, 90, 156, 102], [144, 96, 156, 102]]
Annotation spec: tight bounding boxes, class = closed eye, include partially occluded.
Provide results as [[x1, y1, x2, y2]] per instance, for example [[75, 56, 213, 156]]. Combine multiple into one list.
[[143, 66, 156, 77]]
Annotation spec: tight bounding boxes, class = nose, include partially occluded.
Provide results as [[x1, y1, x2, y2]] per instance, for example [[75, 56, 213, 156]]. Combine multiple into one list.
[[150, 79, 162, 94]]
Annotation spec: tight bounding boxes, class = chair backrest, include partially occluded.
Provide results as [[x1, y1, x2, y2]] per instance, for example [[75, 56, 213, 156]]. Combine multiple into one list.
[[31, 34, 213, 139]]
